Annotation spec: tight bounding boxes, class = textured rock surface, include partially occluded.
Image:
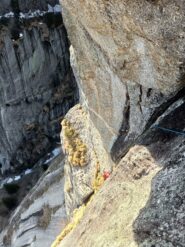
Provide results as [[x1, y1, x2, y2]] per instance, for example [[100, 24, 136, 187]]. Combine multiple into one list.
[[0, 3, 78, 172], [58, 145, 160, 247], [61, 104, 113, 215], [1, 0, 185, 246], [0, 1, 11, 15], [134, 97, 185, 247], [0, 154, 67, 247], [55, 98, 185, 247], [62, 0, 185, 160], [53, 1, 185, 246]]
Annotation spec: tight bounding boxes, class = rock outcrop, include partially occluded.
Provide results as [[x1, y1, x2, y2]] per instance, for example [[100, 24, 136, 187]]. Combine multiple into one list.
[[57, 98, 185, 247], [0, 154, 67, 247], [0, 1, 78, 244], [0, 0, 78, 172], [61, 104, 113, 215], [58, 145, 160, 247], [52, 0, 185, 246], [62, 0, 185, 160], [1, 0, 185, 246]]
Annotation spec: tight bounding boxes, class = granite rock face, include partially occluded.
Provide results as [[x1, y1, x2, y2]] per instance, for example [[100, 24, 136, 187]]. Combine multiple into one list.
[[58, 98, 185, 247], [134, 97, 185, 247], [0, 154, 67, 247], [54, 1, 185, 246], [0, 1, 78, 173], [61, 104, 113, 215], [1, 0, 185, 246], [0, 1, 11, 15], [58, 145, 160, 247], [0, 1, 77, 246], [62, 0, 185, 160]]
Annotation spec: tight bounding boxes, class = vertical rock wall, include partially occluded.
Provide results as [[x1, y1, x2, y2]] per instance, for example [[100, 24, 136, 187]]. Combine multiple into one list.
[[0, 155, 67, 247], [61, 0, 185, 160], [60, 0, 185, 215], [55, 1, 185, 246], [0, 2, 78, 172]]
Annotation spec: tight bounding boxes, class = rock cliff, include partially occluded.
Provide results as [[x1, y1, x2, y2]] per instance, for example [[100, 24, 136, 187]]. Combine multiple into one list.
[[52, 0, 185, 246], [62, 0, 185, 159], [0, 1, 78, 245], [1, 0, 185, 247], [0, 0, 78, 173], [0, 154, 67, 247]]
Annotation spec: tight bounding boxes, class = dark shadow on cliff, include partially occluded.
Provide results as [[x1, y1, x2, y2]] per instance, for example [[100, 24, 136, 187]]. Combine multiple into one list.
[[133, 98, 185, 246], [0, 5, 79, 233], [111, 86, 185, 164]]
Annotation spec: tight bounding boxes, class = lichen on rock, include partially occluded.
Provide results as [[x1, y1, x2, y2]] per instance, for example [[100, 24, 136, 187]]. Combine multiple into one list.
[[60, 104, 114, 216], [51, 159, 107, 247], [62, 118, 88, 167], [55, 0, 185, 246]]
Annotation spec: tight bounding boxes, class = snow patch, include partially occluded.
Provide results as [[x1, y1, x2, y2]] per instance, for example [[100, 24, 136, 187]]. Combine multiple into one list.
[[24, 169, 33, 175], [14, 175, 21, 181], [4, 11, 14, 18], [54, 5, 62, 13], [44, 147, 61, 165], [6, 178, 13, 184], [0, 4, 62, 21], [52, 147, 61, 157]]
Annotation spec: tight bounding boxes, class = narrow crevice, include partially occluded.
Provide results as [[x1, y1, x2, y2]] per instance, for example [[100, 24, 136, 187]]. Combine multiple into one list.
[[138, 85, 143, 114], [144, 86, 185, 131], [111, 84, 130, 162], [20, 209, 43, 223], [17, 226, 37, 239], [111, 85, 185, 163]]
